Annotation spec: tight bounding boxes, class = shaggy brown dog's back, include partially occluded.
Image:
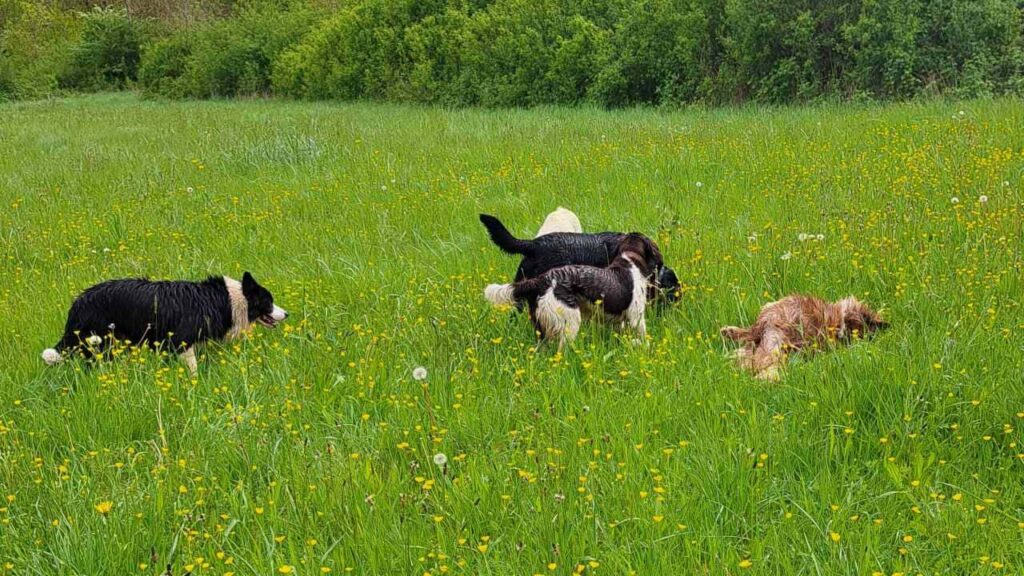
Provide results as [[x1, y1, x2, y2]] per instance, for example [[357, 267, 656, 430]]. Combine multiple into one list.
[[721, 295, 887, 380]]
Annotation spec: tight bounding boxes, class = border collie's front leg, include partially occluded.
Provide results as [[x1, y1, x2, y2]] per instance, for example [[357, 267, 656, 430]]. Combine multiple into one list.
[[180, 347, 198, 376]]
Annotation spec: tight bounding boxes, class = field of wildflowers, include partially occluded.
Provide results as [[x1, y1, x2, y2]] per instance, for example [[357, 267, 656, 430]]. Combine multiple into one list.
[[0, 94, 1022, 575]]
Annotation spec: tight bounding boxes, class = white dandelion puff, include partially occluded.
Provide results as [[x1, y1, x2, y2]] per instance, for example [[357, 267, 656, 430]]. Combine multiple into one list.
[[433, 453, 448, 467], [85, 335, 102, 346], [979, 195, 989, 203], [186, 187, 194, 193], [412, 366, 428, 381], [695, 181, 703, 188], [950, 197, 960, 204], [798, 233, 809, 242], [816, 234, 825, 241], [780, 252, 792, 261]]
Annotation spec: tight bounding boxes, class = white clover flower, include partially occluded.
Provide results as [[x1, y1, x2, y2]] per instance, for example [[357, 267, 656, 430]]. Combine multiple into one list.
[[412, 366, 428, 381], [433, 453, 448, 467], [780, 252, 792, 261], [979, 195, 989, 203], [950, 197, 960, 204]]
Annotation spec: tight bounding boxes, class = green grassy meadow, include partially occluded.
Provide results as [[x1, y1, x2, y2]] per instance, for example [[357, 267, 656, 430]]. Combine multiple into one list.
[[1, 94, 1022, 575]]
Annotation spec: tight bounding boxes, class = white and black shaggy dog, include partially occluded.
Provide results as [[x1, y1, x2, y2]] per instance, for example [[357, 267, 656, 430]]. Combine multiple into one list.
[[484, 234, 663, 350], [479, 213, 681, 302], [535, 207, 583, 237], [41, 272, 287, 374]]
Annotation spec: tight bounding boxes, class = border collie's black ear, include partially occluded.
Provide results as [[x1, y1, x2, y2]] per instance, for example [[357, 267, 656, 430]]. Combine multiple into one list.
[[242, 272, 256, 291]]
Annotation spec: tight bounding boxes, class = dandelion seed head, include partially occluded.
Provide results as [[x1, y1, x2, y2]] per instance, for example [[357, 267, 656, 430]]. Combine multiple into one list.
[[433, 453, 448, 466], [412, 366, 428, 381]]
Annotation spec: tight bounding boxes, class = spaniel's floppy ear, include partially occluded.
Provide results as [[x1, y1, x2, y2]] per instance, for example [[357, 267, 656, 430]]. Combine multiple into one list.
[[864, 308, 889, 331], [633, 234, 664, 270]]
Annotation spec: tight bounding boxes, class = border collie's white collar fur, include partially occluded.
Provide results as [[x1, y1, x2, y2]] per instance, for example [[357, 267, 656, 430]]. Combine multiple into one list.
[[224, 276, 251, 340]]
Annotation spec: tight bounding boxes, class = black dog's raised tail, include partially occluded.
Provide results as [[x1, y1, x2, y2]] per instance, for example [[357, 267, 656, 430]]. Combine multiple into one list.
[[479, 214, 532, 255]]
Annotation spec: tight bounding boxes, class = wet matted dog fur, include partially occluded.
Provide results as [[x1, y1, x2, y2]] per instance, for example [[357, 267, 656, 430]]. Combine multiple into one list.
[[485, 234, 663, 350], [479, 214, 681, 302], [42, 272, 287, 375], [720, 294, 888, 380]]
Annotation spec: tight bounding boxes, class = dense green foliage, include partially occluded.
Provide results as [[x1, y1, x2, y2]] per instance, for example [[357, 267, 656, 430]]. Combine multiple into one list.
[[2, 0, 1024, 104], [1, 93, 1023, 575], [0, 0, 81, 99], [58, 7, 150, 92]]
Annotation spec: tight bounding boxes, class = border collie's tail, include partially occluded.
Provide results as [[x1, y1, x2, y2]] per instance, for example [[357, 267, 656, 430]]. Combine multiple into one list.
[[479, 214, 532, 255], [485, 277, 549, 307]]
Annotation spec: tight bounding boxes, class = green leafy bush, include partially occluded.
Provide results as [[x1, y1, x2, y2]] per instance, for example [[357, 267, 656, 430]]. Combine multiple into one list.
[[0, 0, 81, 99], [6, 0, 1024, 104], [59, 7, 150, 91], [139, 6, 319, 98], [137, 32, 193, 99]]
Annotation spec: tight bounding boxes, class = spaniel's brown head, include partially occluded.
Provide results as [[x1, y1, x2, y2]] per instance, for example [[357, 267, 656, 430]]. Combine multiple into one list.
[[617, 233, 664, 280], [838, 297, 889, 339]]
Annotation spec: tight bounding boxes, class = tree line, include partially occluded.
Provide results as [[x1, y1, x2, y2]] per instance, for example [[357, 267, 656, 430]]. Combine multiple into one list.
[[2, 0, 1022, 106]]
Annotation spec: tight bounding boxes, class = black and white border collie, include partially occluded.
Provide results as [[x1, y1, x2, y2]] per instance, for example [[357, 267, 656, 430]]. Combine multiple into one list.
[[484, 234, 663, 350], [41, 272, 287, 374], [479, 214, 681, 302]]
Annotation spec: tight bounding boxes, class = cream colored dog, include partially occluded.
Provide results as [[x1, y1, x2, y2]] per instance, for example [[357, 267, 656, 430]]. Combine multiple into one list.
[[536, 207, 582, 237]]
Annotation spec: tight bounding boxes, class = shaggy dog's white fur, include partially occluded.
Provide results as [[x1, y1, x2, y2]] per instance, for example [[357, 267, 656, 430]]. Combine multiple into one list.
[[536, 207, 582, 237]]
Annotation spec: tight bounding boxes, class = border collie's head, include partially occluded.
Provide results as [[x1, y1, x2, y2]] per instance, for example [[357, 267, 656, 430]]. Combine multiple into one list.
[[242, 272, 288, 328]]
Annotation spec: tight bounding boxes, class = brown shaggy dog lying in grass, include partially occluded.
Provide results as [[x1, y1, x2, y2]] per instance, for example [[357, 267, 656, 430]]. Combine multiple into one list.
[[720, 295, 888, 380]]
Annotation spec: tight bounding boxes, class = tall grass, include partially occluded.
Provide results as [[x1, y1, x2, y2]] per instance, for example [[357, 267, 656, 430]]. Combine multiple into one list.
[[0, 94, 1021, 574]]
